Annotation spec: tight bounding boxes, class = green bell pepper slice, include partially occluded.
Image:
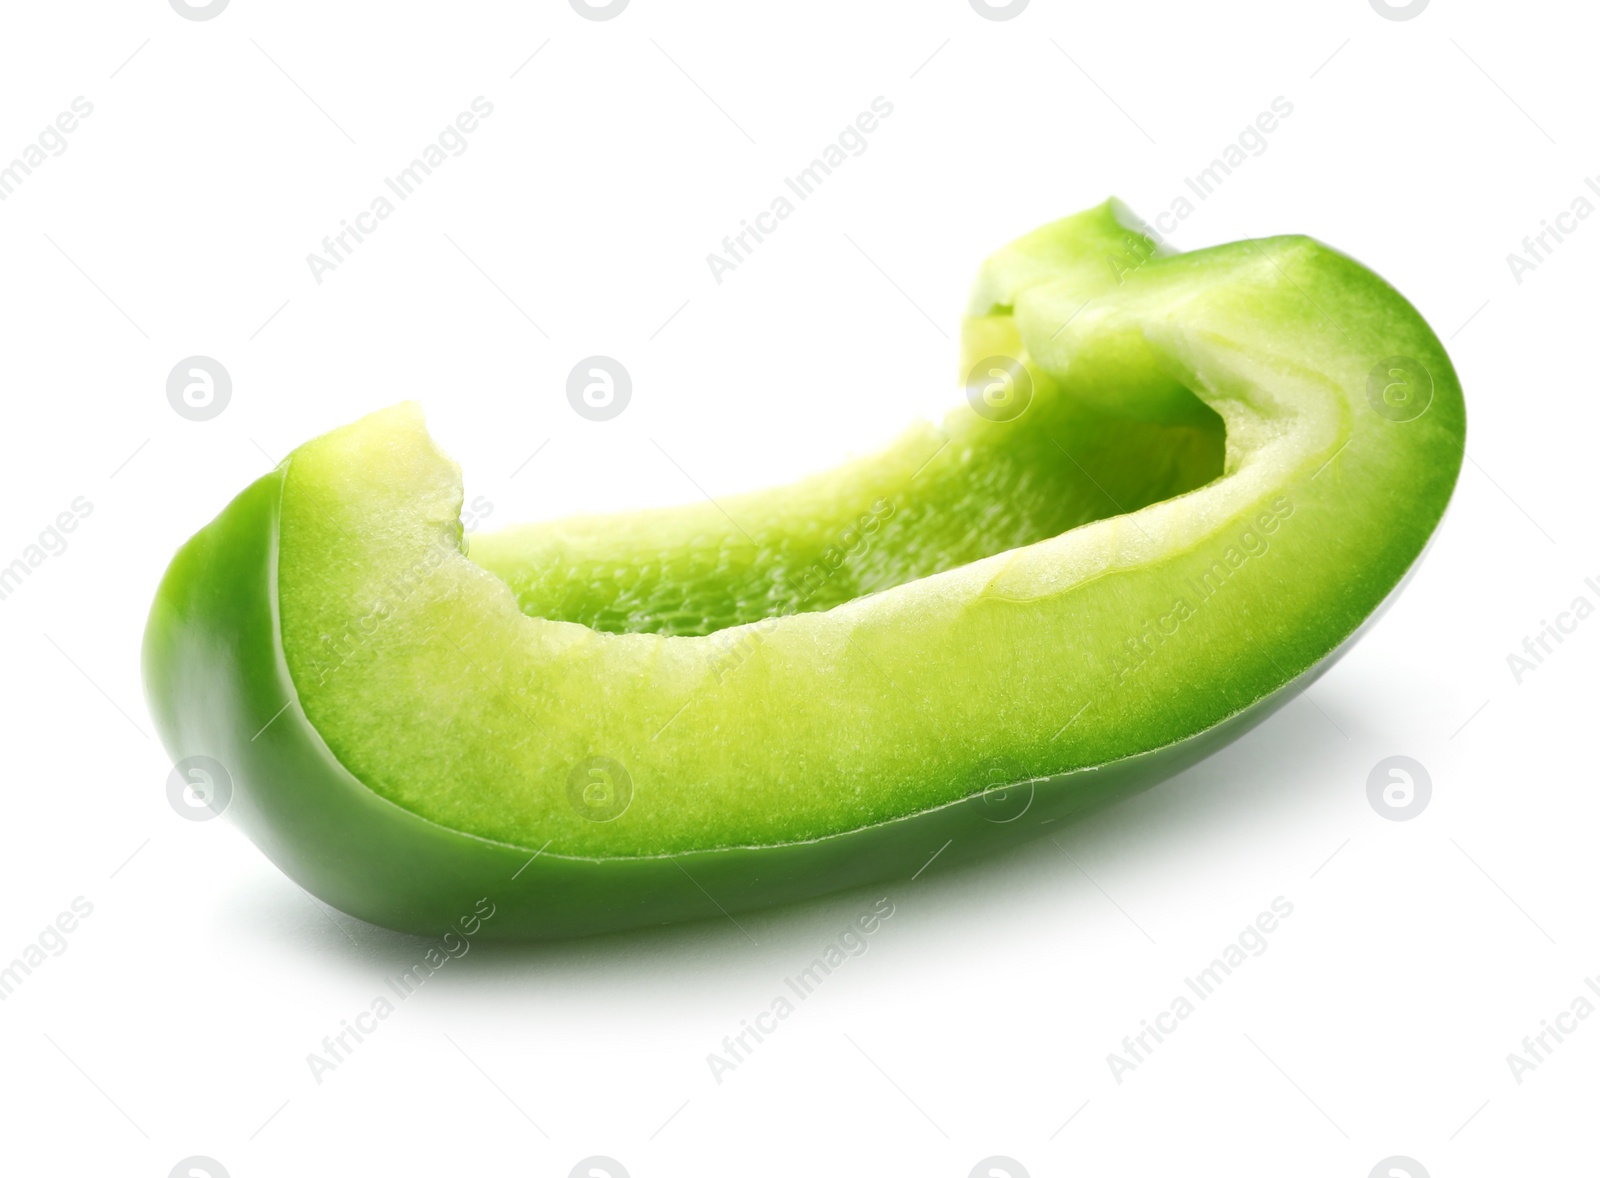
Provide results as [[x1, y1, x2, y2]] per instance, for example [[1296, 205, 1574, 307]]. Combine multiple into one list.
[[142, 200, 1463, 939]]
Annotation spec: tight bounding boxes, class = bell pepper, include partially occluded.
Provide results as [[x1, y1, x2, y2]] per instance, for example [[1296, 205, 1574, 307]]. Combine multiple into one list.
[[142, 200, 1464, 939]]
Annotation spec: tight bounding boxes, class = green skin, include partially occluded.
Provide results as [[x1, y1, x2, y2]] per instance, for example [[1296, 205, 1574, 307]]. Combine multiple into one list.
[[143, 201, 1464, 940]]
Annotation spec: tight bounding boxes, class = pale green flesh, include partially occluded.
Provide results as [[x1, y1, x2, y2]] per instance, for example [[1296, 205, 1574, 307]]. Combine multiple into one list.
[[468, 398, 1224, 637], [277, 204, 1463, 858]]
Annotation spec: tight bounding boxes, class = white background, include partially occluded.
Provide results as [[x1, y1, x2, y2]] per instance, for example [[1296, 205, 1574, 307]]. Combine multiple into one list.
[[0, 1, 1593, 1175]]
